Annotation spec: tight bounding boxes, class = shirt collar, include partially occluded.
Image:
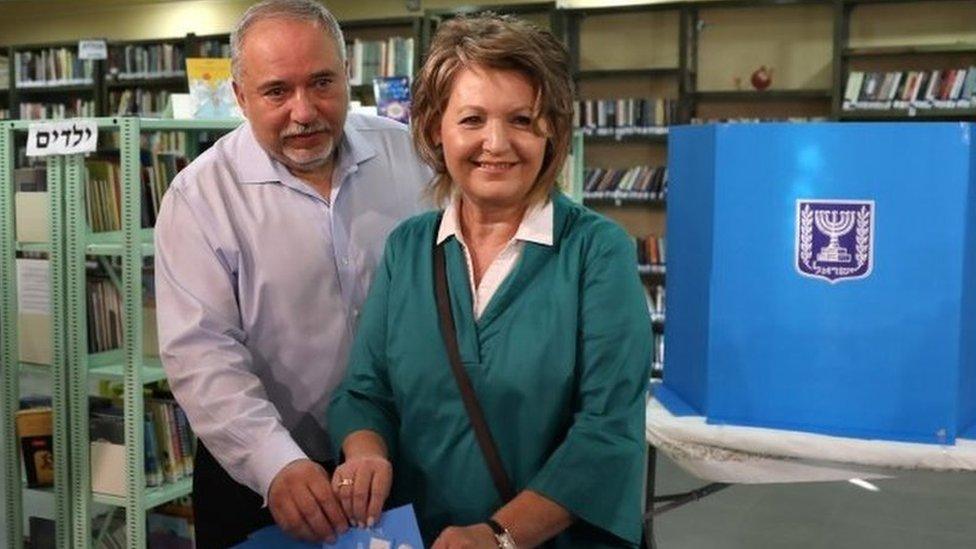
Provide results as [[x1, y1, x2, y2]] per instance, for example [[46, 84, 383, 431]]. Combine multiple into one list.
[[436, 195, 554, 247], [236, 114, 378, 185]]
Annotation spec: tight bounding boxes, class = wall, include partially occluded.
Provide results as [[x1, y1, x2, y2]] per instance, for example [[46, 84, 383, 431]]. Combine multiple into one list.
[[0, 0, 551, 46]]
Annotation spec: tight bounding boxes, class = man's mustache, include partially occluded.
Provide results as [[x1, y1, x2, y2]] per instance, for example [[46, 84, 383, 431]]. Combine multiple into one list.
[[281, 123, 331, 138]]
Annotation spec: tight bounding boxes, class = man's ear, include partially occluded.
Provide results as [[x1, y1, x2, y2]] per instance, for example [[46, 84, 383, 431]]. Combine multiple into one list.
[[233, 80, 247, 112]]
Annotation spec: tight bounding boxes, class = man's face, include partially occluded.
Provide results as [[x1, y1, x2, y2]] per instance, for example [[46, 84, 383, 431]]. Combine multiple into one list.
[[233, 18, 349, 177]]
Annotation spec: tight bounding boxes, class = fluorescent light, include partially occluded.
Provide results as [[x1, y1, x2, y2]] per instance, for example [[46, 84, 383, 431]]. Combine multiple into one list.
[[848, 478, 880, 492]]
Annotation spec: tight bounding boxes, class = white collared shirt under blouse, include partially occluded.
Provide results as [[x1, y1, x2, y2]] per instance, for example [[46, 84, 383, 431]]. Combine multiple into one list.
[[154, 113, 431, 499], [436, 197, 554, 320]]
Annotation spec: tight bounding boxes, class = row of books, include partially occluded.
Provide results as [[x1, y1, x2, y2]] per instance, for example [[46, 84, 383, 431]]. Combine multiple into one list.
[[583, 166, 668, 200], [102, 130, 190, 156], [14, 48, 95, 87], [109, 88, 172, 117], [691, 116, 826, 124], [843, 68, 976, 111], [90, 393, 196, 489], [574, 97, 679, 131], [86, 276, 123, 354], [84, 152, 188, 232], [347, 37, 414, 85], [635, 234, 667, 267], [0, 54, 9, 90], [197, 38, 231, 59], [644, 284, 665, 324], [20, 100, 96, 120], [107, 43, 186, 80]]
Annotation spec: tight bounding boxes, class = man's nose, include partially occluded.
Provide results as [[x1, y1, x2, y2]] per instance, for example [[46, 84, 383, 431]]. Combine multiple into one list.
[[290, 89, 317, 125]]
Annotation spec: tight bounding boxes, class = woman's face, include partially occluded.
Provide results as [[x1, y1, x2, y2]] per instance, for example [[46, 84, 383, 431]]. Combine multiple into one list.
[[436, 65, 548, 211]]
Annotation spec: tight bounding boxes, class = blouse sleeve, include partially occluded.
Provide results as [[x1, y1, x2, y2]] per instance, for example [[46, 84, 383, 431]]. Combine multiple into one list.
[[327, 236, 400, 459], [526, 222, 651, 545]]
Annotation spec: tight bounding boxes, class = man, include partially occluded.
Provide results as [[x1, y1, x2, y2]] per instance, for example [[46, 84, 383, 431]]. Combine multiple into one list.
[[154, 1, 430, 546]]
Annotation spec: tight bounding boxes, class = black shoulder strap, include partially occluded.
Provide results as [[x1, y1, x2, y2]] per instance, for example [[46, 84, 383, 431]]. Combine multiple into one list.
[[433, 240, 517, 503]]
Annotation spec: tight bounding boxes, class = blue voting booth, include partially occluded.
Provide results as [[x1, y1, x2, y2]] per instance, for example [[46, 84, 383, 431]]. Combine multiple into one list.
[[659, 122, 976, 445]]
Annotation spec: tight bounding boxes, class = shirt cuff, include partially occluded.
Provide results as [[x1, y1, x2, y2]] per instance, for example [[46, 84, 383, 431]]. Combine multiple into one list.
[[248, 433, 309, 506]]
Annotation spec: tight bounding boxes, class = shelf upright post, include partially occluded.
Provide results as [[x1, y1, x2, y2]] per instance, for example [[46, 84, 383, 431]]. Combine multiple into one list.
[[0, 120, 23, 549], [120, 116, 149, 548], [831, 0, 852, 119], [47, 151, 74, 549], [64, 151, 92, 549]]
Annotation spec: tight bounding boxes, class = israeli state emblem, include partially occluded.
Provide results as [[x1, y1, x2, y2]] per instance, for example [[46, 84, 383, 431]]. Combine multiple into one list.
[[796, 199, 874, 283]]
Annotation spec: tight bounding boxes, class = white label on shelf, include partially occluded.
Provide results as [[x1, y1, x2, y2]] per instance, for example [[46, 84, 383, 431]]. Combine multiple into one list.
[[26, 120, 99, 157], [78, 39, 108, 60], [16, 259, 50, 315]]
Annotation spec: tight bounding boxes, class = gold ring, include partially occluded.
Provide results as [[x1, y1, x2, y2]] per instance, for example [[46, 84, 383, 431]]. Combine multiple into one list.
[[336, 478, 354, 487]]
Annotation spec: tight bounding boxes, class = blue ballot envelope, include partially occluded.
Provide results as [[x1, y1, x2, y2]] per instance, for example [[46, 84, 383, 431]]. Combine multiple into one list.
[[660, 122, 976, 444], [235, 504, 424, 548]]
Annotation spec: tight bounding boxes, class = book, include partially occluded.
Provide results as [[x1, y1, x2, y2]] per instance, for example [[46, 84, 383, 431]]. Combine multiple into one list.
[[373, 76, 410, 124], [16, 407, 54, 488], [185, 57, 240, 119]]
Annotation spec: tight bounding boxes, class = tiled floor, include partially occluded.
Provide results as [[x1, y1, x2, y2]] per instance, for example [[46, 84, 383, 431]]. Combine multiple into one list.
[[650, 452, 976, 548]]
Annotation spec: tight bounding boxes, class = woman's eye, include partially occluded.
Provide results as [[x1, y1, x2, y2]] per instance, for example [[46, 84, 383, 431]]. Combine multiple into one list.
[[460, 116, 481, 125], [513, 115, 533, 126]]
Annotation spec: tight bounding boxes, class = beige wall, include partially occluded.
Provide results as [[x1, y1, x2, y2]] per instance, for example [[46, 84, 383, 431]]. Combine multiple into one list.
[[0, 0, 551, 46]]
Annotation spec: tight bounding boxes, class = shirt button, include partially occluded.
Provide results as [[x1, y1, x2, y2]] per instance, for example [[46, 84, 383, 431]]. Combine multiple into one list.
[[340, 257, 350, 266], [352, 308, 360, 317]]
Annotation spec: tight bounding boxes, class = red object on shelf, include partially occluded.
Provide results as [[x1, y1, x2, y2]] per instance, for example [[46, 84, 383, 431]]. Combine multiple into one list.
[[751, 66, 773, 91]]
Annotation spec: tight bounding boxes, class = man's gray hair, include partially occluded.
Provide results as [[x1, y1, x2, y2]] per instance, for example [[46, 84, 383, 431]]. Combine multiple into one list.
[[231, 0, 346, 82]]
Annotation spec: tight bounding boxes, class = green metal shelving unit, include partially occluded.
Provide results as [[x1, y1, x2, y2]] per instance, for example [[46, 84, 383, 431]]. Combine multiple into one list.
[[3, 116, 240, 548], [2, 122, 74, 548], [69, 117, 240, 548]]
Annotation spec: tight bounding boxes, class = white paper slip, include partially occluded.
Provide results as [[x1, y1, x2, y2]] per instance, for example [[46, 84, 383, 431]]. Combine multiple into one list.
[[16, 259, 50, 315]]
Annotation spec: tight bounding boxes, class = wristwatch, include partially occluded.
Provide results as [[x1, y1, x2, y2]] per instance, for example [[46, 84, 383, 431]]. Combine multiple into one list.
[[485, 518, 517, 549]]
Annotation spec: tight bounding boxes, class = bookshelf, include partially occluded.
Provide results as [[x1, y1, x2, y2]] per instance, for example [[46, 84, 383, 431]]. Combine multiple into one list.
[[342, 17, 421, 106], [103, 38, 187, 117], [688, 0, 835, 123], [564, 3, 687, 378], [1, 49, 9, 120], [9, 42, 101, 121], [68, 117, 238, 548], [834, 0, 976, 120], [1, 117, 239, 548], [422, 2, 563, 59], [1, 126, 73, 548]]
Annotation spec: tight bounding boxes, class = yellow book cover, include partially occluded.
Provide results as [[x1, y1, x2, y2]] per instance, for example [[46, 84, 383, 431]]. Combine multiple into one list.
[[185, 58, 240, 119]]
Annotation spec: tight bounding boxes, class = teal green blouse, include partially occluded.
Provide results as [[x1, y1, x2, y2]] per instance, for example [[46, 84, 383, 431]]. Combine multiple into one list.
[[328, 192, 651, 547]]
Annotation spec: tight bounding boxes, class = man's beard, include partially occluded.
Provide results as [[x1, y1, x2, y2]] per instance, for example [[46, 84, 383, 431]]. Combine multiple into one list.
[[277, 122, 336, 173]]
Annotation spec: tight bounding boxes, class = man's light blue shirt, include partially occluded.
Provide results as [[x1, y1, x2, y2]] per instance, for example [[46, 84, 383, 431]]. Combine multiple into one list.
[[154, 113, 431, 499]]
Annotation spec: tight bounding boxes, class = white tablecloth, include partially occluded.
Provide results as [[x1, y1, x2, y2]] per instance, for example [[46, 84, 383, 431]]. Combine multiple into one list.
[[646, 397, 976, 484]]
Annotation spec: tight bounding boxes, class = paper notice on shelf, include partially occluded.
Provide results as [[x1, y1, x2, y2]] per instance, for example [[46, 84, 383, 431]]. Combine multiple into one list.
[[78, 39, 108, 60], [16, 259, 50, 315], [27, 120, 99, 157]]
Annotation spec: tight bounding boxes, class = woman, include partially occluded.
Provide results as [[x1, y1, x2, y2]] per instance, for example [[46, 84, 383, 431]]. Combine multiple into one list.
[[328, 14, 650, 548]]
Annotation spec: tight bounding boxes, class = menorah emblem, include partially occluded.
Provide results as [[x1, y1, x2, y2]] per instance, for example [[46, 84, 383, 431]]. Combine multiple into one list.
[[814, 210, 856, 263], [796, 199, 874, 283]]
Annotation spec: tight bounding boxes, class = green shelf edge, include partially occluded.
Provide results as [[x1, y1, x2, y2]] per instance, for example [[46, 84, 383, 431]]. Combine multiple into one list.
[[92, 476, 192, 508]]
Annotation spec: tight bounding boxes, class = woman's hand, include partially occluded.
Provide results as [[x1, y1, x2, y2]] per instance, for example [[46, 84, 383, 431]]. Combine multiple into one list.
[[431, 524, 497, 549], [331, 454, 392, 528]]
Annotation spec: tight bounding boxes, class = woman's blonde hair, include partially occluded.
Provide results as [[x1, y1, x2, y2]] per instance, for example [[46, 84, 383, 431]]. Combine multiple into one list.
[[411, 13, 575, 206]]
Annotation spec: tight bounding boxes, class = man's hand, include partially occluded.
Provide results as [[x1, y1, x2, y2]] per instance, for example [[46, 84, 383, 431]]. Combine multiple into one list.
[[431, 524, 497, 549], [268, 459, 349, 543], [331, 454, 392, 528]]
